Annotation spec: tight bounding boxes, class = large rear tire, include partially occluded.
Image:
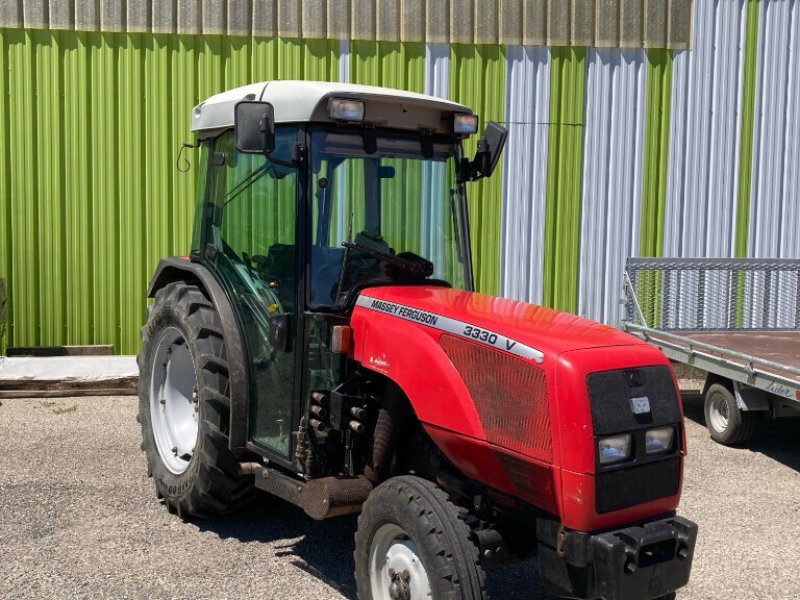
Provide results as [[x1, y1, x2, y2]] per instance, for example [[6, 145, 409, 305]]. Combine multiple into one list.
[[137, 281, 253, 518], [354, 475, 487, 600], [704, 383, 757, 446]]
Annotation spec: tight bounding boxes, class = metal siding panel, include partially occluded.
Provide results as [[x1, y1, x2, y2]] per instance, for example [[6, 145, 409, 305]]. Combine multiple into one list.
[[749, 0, 800, 259], [664, 0, 748, 260], [620, 0, 645, 47], [523, 0, 549, 46], [578, 48, 647, 324], [735, 0, 760, 258], [300, 0, 325, 38], [597, 0, 622, 46], [227, 0, 254, 36], [101, 0, 125, 30], [450, 43, 505, 295], [500, 0, 523, 46], [177, 0, 202, 35], [1, 3, 23, 29], [401, 0, 425, 41], [640, 48, 672, 257], [543, 47, 586, 313], [48, 1, 73, 30], [8, 0, 693, 47], [425, 0, 450, 43], [202, 0, 227, 35], [573, 0, 597, 46], [0, 31, 339, 353], [500, 45, 550, 305], [377, 1, 401, 42], [326, 0, 348, 38]]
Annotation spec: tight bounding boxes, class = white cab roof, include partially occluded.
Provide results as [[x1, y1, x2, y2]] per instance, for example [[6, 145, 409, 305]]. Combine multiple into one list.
[[191, 80, 473, 134]]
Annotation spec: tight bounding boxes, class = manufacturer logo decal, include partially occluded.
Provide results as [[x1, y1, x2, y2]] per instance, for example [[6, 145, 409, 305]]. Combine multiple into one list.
[[630, 396, 651, 415], [356, 295, 544, 363]]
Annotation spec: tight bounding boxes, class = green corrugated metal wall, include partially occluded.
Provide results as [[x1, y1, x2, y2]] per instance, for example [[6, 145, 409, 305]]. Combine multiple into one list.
[[0, 29, 339, 353], [450, 44, 505, 295], [0, 29, 507, 354], [542, 47, 586, 314]]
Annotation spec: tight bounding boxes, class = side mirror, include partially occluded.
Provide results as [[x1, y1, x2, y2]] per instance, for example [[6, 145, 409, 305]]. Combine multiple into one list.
[[234, 101, 275, 154], [472, 121, 508, 179]]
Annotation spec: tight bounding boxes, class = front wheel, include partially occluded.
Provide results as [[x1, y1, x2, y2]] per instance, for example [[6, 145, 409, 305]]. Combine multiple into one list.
[[137, 281, 253, 517], [354, 475, 486, 600], [704, 382, 757, 445]]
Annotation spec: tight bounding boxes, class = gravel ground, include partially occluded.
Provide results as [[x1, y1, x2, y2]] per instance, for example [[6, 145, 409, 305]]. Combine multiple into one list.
[[0, 393, 798, 600]]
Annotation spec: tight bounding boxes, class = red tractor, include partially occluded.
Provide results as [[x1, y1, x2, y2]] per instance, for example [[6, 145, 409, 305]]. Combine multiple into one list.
[[138, 81, 697, 600]]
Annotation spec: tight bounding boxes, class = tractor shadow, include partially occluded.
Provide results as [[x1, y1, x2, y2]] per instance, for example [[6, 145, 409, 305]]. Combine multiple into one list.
[[681, 390, 800, 473], [195, 495, 552, 598]]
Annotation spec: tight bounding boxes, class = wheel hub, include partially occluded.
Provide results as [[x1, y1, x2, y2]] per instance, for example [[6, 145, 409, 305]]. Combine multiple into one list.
[[708, 392, 729, 433], [369, 523, 432, 600], [388, 568, 410, 600], [149, 326, 199, 474]]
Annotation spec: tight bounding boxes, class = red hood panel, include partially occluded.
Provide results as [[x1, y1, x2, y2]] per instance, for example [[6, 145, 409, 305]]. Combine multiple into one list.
[[359, 285, 644, 359]]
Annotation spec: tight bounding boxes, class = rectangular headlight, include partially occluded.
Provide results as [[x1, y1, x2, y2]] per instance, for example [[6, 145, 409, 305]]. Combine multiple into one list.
[[646, 427, 675, 455], [328, 98, 365, 122], [453, 113, 479, 134], [598, 434, 631, 465]]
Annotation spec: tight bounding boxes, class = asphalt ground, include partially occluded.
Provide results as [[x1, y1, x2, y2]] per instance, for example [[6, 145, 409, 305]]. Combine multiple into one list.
[[1, 393, 798, 600]]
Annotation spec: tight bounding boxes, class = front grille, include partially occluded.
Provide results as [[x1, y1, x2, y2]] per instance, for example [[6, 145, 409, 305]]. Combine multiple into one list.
[[440, 334, 551, 461], [588, 365, 683, 513], [596, 457, 681, 513], [587, 365, 681, 436]]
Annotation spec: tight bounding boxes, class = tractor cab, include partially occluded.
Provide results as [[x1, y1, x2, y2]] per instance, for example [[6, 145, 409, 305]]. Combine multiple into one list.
[[187, 81, 506, 463]]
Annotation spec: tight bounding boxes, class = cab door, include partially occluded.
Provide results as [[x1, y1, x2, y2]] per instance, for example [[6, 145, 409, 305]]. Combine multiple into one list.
[[202, 128, 301, 461]]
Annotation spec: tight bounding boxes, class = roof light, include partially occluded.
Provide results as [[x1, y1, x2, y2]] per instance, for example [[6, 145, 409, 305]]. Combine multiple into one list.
[[453, 113, 479, 135], [328, 98, 365, 122]]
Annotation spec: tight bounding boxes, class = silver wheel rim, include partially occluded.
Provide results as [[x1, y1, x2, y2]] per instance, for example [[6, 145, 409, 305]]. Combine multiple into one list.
[[369, 523, 432, 600], [149, 326, 198, 475], [708, 392, 729, 434]]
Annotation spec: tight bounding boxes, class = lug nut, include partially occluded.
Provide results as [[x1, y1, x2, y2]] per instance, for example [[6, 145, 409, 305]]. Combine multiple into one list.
[[349, 420, 365, 434]]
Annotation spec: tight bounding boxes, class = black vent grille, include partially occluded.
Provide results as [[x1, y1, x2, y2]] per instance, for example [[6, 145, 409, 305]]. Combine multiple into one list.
[[596, 457, 681, 513], [587, 365, 681, 436]]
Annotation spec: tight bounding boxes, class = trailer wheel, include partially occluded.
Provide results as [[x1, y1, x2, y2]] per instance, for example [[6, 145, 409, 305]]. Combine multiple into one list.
[[354, 475, 486, 600], [704, 383, 757, 445], [137, 281, 253, 518]]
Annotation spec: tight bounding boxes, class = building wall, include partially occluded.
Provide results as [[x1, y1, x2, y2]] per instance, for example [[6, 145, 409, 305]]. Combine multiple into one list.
[[501, 0, 800, 324], [1, 0, 798, 354]]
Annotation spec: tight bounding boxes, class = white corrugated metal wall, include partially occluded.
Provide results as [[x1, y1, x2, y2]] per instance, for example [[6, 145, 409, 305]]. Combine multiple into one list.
[[750, 0, 800, 258], [500, 0, 800, 325]]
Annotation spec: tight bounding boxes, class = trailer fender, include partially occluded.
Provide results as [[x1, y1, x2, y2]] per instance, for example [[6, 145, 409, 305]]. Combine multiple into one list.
[[732, 381, 770, 411], [147, 256, 250, 454]]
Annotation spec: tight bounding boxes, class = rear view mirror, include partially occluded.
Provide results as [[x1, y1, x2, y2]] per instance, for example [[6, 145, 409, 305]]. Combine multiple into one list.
[[478, 121, 508, 178], [235, 101, 275, 154], [268, 313, 292, 353], [457, 121, 509, 182]]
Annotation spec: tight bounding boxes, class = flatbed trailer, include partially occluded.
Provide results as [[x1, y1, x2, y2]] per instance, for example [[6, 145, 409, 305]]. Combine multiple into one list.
[[622, 257, 800, 445]]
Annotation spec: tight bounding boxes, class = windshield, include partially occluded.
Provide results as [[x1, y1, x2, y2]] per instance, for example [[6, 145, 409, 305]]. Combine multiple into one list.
[[309, 129, 470, 306]]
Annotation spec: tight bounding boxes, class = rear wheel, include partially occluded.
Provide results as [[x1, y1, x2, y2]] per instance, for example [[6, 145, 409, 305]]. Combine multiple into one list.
[[137, 281, 253, 517], [704, 383, 757, 445], [354, 475, 486, 600]]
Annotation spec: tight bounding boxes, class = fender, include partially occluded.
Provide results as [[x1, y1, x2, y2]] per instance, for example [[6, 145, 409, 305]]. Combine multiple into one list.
[[349, 291, 536, 504], [147, 256, 250, 454]]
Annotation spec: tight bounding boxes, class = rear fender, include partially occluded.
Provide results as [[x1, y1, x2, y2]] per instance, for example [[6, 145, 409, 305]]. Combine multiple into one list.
[[148, 257, 250, 454]]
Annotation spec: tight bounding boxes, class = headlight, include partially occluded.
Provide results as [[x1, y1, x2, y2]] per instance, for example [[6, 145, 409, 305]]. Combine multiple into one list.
[[328, 98, 365, 122], [646, 427, 675, 455], [598, 434, 631, 465]]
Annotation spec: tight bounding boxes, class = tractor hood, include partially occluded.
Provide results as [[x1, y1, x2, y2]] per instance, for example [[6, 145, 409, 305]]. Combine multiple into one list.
[[353, 285, 644, 360]]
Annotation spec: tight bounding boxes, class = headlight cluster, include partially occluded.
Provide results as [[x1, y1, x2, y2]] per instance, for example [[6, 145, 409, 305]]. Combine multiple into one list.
[[598, 427, 675, 466]]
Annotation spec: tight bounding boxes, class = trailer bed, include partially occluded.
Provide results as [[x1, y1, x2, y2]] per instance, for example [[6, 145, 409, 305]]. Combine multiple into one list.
[[677, 331, 800, 377]]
